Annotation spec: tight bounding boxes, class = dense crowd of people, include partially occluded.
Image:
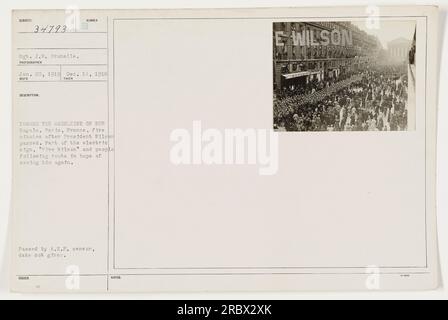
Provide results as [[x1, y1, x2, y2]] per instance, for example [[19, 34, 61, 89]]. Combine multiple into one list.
[[273, 65, 410, 132]]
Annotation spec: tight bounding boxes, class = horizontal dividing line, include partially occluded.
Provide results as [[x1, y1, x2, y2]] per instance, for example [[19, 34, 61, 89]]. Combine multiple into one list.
[[16, 272, 431, 277], [117, 272, 432, 276], [113, 265, 429, 270], [17, 48, 107, 50], [18, 32, 107, 34], [17, 64, 107, 67], [112, 15, 425, 21], [17, 80, 107, 83], [17, 274, 106, 277]]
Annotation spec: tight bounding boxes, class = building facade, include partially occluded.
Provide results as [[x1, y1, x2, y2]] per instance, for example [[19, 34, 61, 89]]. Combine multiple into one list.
[[387, 38, 412, 64], [273, 22, 382, 93]]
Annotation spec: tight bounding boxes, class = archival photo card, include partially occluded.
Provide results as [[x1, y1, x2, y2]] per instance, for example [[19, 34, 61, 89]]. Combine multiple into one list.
[[10, 6, 439, 293]]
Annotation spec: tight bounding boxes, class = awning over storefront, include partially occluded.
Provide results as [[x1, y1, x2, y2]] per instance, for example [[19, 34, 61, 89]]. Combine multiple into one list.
[[282, 70, 320, 80]]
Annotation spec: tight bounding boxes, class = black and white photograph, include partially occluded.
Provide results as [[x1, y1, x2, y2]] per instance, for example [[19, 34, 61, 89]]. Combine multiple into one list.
[[273, 20, 417, 132]]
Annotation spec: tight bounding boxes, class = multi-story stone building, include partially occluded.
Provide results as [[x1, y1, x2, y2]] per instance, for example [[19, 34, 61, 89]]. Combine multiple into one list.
[[387, 38, 412, 64], [273, 22, 382, 93]]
